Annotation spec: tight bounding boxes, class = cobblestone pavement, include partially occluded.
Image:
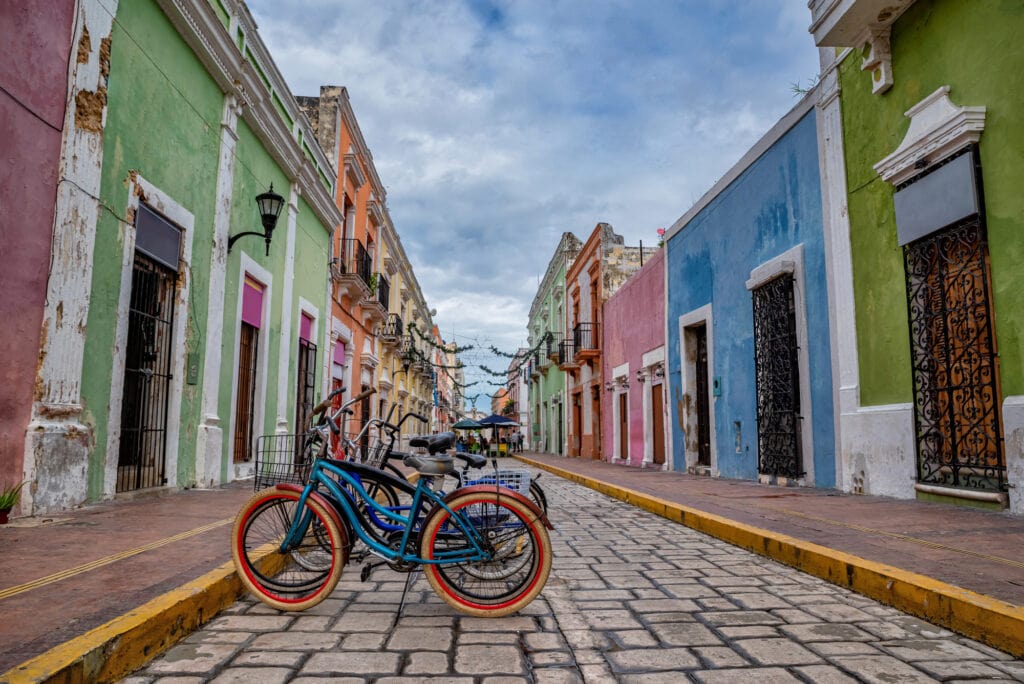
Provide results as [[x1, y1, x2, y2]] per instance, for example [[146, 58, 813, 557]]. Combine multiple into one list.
[[125, 470, 1024, 683]]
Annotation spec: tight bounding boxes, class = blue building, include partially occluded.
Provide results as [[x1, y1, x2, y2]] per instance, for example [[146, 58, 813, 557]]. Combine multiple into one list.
[[664, 94, 836, 487]]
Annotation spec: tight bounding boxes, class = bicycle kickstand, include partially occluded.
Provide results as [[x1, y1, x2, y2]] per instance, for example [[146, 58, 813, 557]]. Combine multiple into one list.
[[392, 568, 421, 629]]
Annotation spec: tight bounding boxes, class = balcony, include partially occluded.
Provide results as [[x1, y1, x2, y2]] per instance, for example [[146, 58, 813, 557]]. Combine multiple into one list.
[[376, 273, 391, 309], [332, 238, 373, 302], [379, 313, 403, 347], [573, 322, 600, 363], [557, 339, 576, 370], [362, 272, 388, 327], [546, 332, 562, 362]]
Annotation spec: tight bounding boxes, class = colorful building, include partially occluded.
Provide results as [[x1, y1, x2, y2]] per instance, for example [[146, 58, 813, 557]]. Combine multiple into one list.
[[1, 2, 77, 512], [601, 248, 667, 468], [527, 232, 582, 455], [664, 96, 835, 485], [563, 223, 654, 459], [809, 0, 1024, 512], [23, 0, 341, 514]]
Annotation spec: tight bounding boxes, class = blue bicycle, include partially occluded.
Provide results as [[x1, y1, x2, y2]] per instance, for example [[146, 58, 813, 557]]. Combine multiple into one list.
[[232, 429, 553, 617]]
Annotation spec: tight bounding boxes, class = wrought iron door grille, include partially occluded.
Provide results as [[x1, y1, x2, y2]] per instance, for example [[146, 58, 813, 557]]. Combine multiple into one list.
[[117, 254, 177, 492], [904, 217, 1005, 492], [234, 323, 259, 462], [294, 338, 317, 438], [752, 275, 803, 478], [694, 325, 712, 467]]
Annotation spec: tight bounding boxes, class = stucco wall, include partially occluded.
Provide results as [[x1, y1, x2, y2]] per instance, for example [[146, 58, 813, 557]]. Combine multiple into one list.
[[601, 249, 665, 466], [0, 2, 75, 489], [666, 110, 835, 485]]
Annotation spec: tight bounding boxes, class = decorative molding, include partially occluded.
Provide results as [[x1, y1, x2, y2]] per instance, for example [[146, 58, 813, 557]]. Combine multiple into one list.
[[858, 25, 893, 94], [344, 153, 366, 189], [874, 86, 986, 186]]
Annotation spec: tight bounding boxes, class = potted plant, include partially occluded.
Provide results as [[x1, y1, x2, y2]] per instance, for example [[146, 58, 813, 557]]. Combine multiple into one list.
[[0, 481, 26, 524]]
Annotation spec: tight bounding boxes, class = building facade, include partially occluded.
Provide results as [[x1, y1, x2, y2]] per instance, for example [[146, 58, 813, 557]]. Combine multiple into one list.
[[23, 0, 341, 514], [601, 248, 668, 468], [809, 0, 1024, 512], [527, 232, 582, 455], [664, 96, 835, 485], [1, 1, 77, 510]]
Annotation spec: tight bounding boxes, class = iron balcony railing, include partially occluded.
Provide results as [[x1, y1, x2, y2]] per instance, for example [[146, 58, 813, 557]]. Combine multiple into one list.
[[380, 313, 403, 340], [557, 338, 575, 365], [339, 238, 373, 288], [546, 332, 563, 360], [376, 273, 390, 308], [573, 321, 599, 352]]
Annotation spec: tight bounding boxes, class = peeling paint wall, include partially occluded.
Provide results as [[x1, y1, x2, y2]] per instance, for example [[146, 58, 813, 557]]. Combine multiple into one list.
[[0, 1, 76, 500]]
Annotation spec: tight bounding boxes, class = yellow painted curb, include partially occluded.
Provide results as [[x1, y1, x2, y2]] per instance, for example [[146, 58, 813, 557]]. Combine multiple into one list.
[[0, 550, 285, 684], [516, 455, 1024, 657]]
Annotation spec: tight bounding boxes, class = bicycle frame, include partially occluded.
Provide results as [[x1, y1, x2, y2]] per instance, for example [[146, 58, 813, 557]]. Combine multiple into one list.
[[283, 457, 492, 567]]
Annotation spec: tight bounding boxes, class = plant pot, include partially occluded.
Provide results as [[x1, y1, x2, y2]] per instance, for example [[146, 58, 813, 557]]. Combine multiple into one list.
[[0, 508, 10, 525]]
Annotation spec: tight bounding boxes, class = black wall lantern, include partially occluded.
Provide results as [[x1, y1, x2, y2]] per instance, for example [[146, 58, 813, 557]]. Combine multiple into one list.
[[228, 184, 285, 256]]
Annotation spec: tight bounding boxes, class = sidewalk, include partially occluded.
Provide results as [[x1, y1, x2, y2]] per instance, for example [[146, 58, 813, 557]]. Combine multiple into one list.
[[515, 452, 1024, 656], [1, 457, 1022, 682]]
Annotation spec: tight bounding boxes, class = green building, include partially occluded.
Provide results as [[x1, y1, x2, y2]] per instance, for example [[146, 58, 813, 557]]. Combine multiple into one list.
[[22, 0, 341, 514], [810, 0, 1024, 514], [527, 232, 582, 455]]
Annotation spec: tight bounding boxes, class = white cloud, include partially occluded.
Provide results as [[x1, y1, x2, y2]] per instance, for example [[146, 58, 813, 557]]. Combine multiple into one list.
[[247, 0, 821, 408]]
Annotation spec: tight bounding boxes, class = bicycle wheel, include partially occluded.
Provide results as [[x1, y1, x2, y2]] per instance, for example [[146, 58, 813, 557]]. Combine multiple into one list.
[[528, 480, 548, 515], [232, 487, 347, 611], [419, 490, 552, 617]]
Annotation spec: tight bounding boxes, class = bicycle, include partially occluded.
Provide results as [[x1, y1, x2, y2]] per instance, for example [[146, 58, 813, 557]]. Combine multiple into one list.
[[232, 427, 554, 617]]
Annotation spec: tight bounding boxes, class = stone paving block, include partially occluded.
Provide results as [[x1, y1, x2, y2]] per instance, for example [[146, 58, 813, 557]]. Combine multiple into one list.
[[230, 650, 305, 667], [733, 638, 821, 666], [460, 632, 521, 645], [697, 598, 739, 611], [605, 647, 702, 672], [387, 626, 453, 651], [532, 668, 583, 684], [806, 641, 881, 657], [206, 615, 294, 632], [523, 631, 567, 651], [144, 643, 240, 675], [301, 651, 401, 676], [374, 677, 472, 683], [454, 644, 525, 675], [299, 597, 349, 616], [879, 638, 993, 661], [628, 598, 700, 613], [691, 667, 802, 683], [661, 584, 721, 599], [249, 632, 341, 651], [572, 649, 608, 664], [578, 663, 619, 683], [692, 646, 749, 668], [642, 611, 699, 624], [699, 575, 762, 587], [290, 616, 332, 632], [398, 616, 456, 628], [631, 588, 671, 600], [460, 616, 537, 632], [620, 673, 695, 683], [569, 589, 633, 601], [729, 592, 793, 610], [340, 631, 388, 650], [718, 626, 780, 639], [700, 610, 784, 627], [576, 600, 627, 610], [994, 660, 1024, 678], [830, 655, 938, 683], [405, 651, 449, 675], [770, 608, 819, 624], [650, 621, 723, 647], [801, 602, 878, 623], [147, 677, 205, 683], [561, 629, 611, 650], [331, 611, 396, 632], [791, 665, 860, 683], [915, 659, 1011, 680], [183, 630, 251, 646], [779, 622, 875, 642], [531, 650, 575, 666], [209, 667, 292, 684], [609, 629, 659, 648], [581, 608, 643, 630]]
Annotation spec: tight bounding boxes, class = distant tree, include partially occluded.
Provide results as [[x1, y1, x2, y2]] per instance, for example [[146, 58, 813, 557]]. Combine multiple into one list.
[[502, 398, 516, 416]]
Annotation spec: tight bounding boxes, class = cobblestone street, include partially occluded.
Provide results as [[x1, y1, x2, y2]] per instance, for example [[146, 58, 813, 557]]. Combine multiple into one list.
[[125, 471, 1023, 683]]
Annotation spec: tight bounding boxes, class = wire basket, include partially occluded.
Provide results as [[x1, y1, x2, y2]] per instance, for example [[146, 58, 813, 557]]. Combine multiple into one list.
[[466, 468, 532, 496], [253, 433, 315, 490], [347, 434, 390, 469]]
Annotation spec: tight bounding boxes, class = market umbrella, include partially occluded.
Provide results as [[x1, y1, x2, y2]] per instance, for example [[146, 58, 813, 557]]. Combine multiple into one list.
[[452, 418, 484, 430], [477, 413, 520, 451]]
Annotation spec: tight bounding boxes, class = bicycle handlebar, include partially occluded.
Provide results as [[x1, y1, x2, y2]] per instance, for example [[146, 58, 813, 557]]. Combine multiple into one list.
[[312, 386, 345, 415], [351, 387, 377, 403]]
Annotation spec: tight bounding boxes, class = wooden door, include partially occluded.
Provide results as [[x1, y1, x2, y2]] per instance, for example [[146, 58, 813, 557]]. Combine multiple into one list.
[[652, 383, 666, 465]]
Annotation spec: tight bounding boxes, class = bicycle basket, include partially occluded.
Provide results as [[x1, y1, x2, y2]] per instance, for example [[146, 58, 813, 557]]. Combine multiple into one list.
[[253, 433, 314, 490], [348, 434, 389, 469], [467, 468, 532, 496]]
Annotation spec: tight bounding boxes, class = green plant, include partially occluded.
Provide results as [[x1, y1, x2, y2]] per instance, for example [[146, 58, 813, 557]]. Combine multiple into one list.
[[0, 481, 26, 510], [368, 272, 378, 295]]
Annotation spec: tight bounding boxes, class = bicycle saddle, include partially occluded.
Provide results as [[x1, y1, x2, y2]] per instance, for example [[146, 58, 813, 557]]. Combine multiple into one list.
[[408, 432, 456, 455], [403, 453, 455, 476]]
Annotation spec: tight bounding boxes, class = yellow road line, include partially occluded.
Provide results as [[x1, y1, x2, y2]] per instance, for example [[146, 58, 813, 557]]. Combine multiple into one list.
[[0, 518, 233, 601]]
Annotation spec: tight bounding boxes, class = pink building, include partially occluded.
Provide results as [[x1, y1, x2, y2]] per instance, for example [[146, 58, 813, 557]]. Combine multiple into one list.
[[601, 248, 667, 468], [0, 2, 77, 502]]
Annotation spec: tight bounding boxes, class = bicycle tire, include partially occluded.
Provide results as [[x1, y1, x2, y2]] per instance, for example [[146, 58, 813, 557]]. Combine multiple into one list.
[[528, 480, 548, 515], [232, 487, 347, 612], [419, 489, 551, 617]]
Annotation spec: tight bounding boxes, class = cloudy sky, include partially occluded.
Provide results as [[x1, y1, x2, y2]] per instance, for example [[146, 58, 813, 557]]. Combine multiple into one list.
[[247, 0, 822, 410]]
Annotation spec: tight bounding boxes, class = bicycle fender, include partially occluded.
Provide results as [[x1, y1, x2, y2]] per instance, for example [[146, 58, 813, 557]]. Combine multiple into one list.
[[272, 484, 351, 564], [442, 484, 554, 530]]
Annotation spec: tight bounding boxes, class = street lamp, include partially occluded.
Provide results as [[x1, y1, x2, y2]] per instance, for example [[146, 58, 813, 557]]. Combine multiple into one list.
[[228, 184, 285, 256]]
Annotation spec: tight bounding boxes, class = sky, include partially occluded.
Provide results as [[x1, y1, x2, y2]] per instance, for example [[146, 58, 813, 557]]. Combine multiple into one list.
[[246, 0, 822, 411]]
